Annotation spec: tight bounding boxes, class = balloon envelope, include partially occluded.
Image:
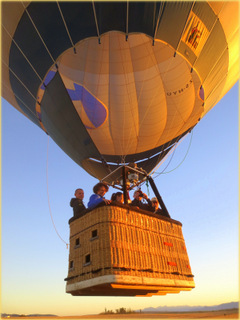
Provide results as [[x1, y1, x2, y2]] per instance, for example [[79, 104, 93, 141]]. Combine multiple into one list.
[[2, 1, 239, 182]]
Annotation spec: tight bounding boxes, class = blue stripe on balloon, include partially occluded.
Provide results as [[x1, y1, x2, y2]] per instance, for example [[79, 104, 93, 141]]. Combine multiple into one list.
[[67, 83, 107, 128], [40, 70, 56, 90]]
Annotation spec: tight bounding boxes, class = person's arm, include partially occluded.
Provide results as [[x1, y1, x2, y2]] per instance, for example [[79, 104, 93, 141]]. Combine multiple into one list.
[[142, 194, 155, 212]]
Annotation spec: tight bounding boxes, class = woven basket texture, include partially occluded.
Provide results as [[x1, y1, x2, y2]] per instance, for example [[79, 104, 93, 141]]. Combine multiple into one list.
[[66, 205, 193, 286]]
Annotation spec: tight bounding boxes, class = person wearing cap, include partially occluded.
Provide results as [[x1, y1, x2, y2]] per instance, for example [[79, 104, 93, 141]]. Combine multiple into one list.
[[151, 197, 171, 218]]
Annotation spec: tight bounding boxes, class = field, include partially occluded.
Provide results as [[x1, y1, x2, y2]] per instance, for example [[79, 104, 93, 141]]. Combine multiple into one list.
[[7, 308, 238, 319], [61, 309, 239, 319]]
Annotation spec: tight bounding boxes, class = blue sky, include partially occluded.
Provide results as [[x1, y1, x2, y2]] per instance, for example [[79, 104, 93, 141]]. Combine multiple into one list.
[[1, 82, 239, 316]]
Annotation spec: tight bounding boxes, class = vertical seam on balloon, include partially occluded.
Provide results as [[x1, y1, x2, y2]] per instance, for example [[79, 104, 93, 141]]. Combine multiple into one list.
[[137, 38, 171, 153], [154, 51, 187, 150], [137, 43, 159, 127], [72, 41, 88, 125], [203, 73, 228, 115], [201, 44, 229, 85], [151, 45, 171, 153], [82, 39, 90, 128], [108, 33, 116, 157], [120, 34, 139, 161], [169, 82, 201, 143], [128, 36, 140, 156], [73, 36, 111, 157], [118, 33, 127, 162], [70, 36, 112, 155], [130, 35, 153, 154], [95, 33, 108, 131]]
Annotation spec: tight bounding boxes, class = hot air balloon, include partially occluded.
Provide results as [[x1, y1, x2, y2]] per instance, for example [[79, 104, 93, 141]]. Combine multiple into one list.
[[2, 1, 239, 297]]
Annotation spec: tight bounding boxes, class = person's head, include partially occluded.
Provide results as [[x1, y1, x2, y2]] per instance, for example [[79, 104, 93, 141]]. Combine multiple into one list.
[[111, 192, 123, 203], [151, 197, 159, 210], [93, 182, 109, 197], [75, 188, 84, 200], [133, 190, 143, 200]]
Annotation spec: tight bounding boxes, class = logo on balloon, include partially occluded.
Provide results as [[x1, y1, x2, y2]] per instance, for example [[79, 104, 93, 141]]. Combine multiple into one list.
[[183, 12, 209, 55], [67, 83, 108, 129]]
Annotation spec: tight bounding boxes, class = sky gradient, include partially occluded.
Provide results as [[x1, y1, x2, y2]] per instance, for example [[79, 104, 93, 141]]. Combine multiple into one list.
[[1, 82, 239, 316]]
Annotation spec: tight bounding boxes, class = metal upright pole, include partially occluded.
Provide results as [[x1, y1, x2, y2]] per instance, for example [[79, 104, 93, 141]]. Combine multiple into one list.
[[122, 166, 128, 204], [147, 176, 171, 218]]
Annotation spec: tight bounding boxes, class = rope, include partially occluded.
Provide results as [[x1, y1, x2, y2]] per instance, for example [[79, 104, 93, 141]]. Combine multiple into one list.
[[191, 2, 225, 72], [92, 2, 101, 43], [57, 1, 76, 52], [21, 2, 56, 65], [2, 24, 43, 83], [2, 60, 38, 102], [154, 129, 193, 178], [157, 143, 178, 175], [46, 136, 69, 249], [146, 179, 150, 197], [126, 1, 129, 38], [153, 2, 165, 42], [1, 79, 38, 119], [174, 1, 195, 52]]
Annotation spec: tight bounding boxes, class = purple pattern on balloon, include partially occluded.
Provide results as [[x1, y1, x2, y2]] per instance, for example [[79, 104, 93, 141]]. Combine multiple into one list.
[[67, 83, 107, 128], [199, 86, 204, 101], [40, 70, 56, 90]]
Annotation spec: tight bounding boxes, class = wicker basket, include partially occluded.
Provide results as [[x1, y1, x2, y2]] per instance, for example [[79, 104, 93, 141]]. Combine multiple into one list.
[[65, 204, 195, 296]]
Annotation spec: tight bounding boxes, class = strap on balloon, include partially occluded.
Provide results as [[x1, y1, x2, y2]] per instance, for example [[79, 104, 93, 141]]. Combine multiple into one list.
[[146, 180, 150, 197]]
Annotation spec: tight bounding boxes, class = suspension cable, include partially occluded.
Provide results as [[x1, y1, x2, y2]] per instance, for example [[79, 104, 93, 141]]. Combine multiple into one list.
[[21, 2, 56, 65], [1, 78, 38, 119], [2, 24, 44, 83], [154, 130, 194, 178], [157, 143, 178, 175], [46, 136, 69, 248], [163, 130, 193, 174], [57, 1, 76, 52], [3, 60, 38, 103], [92, 1, 101, 43]]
